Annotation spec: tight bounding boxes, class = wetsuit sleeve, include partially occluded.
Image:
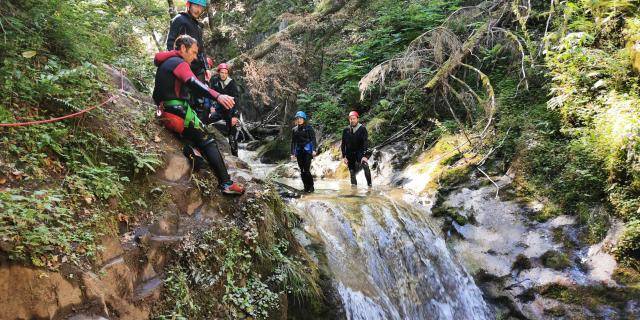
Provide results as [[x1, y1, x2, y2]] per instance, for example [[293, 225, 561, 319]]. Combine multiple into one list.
[[228, 80, 240, 99], [173, 62, 221, 99], [309, 126, 317, 152], [166, 17, 185, 51], [362, 126, 369, 154], [228, 81, 240, 117], [291, 129, 295, 155], [341, 128, 347, 158]]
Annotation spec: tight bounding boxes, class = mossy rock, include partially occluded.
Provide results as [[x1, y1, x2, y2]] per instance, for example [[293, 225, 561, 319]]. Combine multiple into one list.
[[512, 254, 532, 271], [532, 203, 562, 222], [432, 206, 468, 225], [257, 138, 290, 164], [538, 283, 640, 311], [544, 305, 566, 317], [439, 165, 473, 189], [541, 250, 571, 270], [612, 267, 640, 286]]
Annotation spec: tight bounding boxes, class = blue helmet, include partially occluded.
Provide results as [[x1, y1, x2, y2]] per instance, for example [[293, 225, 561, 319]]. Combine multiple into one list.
[[295, 111, 307, 120], [188, 0, 207, 6]]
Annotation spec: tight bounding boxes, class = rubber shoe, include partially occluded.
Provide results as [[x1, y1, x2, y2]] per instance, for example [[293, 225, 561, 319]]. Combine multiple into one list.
[[222, 181, 245, 195]]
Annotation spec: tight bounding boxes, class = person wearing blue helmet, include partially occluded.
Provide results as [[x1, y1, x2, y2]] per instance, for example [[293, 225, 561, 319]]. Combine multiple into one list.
[[166, 0, 210, 81], [291, 111, 317, 193]]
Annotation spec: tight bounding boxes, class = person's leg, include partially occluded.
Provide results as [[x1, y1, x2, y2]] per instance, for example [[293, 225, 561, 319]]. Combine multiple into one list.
[[362, 161, 372, 186], [182, 126, 231, 187], [296, 154, 309, 191], [226, 118, 238, 157], [347, 156, 357, 185], [302, 153, 314, 192]]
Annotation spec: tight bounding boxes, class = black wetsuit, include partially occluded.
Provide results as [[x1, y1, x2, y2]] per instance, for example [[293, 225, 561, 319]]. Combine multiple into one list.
[[166, 12, 208, 77], [209, 76, 240, 156], [341, 123, 372, 186], [291, 124, 317, 192]]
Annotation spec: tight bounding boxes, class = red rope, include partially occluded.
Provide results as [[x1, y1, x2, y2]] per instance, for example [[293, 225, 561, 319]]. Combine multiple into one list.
[[0, 69, 125, 128]]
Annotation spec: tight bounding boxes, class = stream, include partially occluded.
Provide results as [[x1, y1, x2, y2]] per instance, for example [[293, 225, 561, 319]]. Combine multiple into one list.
[[239, 146, 493, 319]]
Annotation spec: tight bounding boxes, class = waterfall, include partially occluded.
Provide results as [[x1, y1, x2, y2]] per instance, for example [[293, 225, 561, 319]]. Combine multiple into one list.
[[293, 194, 492, 320]]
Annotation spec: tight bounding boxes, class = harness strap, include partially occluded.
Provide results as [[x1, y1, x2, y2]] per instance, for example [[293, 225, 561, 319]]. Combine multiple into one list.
[[163, 99, 202, 129]]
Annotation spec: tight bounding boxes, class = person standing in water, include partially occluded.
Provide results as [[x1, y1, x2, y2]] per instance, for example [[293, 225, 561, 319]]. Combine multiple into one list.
[[290, 111, 317, 193], [341, 111, 372, 187]]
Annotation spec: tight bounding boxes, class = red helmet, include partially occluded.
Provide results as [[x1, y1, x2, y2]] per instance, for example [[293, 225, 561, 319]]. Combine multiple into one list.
[[207, 57, 214, 68], [348, 111, 359, 118], [217, 63, 229, 72]]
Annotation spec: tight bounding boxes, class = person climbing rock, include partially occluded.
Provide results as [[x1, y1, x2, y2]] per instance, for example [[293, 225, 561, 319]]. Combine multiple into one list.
[[290, 111, 317, 193], [166, 0, 210, 81], [341, 111, 372, 187], [208, 63, 240, 156], [153, 35, 244, 195]]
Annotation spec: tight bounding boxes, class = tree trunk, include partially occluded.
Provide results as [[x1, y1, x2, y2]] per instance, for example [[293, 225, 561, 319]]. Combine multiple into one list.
[[423, 0, 508, 91], [166, 0, 177, 19], [423, 20, 491, 91], [228, 0, 366, 66], [144, 18, 163, 52]]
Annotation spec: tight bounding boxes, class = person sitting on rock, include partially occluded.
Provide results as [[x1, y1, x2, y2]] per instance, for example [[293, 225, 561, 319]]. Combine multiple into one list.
[[207, 63, 240, 156], [290, 111, 317, 193], [341, 111, 372, 187], [153, 34, 244, 195]]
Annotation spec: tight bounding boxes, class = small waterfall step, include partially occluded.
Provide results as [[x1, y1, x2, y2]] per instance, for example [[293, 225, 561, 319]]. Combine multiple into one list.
[[134, 276, 163, 301]]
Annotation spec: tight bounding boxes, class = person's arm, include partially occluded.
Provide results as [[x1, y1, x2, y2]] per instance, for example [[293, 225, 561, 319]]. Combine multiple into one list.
[[165, 16, 183, 51], [361, 127, 369, 162], [341, 129, 346, 158], [309, 125, 317, 154], [362, 126, 369, 153], [228, 81, 240, 118], [172, 62, 235, 109], [290, 128, 296, 158], [228, 80, 240, 99]]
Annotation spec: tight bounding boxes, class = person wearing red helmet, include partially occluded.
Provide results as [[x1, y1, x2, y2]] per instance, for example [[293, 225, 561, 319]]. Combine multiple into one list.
[[341, 111, 372, 187], [153, 35, 244, 195], [207, 63, 241, 156]]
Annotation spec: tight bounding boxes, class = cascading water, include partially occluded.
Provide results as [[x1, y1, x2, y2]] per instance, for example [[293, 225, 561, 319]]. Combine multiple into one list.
[[292, 190, 492, 320], [238, 146, 492, 319]]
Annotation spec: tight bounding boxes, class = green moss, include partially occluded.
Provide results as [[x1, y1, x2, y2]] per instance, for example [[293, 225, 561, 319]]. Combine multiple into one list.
[[432, 206, 468, 225], [541, 250, 571, 270], [538, 283, 640, 311], [612, 267, 640, 286], [552, 227, 576, 250], [612, 220, 640, 271], [512, 254, 532, 271], [532, 203, 562, 222], [258, 138, 291, 163], [544, 306, 566, 317], [439, 165, 473, 189]]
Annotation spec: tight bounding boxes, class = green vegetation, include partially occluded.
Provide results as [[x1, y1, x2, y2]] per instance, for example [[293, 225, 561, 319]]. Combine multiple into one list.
[[158, 191, 321, 319], [538, 282, 640, 312], [540, 250, 571, 271], [0, 0, 164, 268], [297, 0, 462, 137]]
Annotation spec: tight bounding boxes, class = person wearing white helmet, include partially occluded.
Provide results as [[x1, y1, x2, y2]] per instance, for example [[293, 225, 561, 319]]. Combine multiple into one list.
[[290, 111, 317, 193], [341, 111, 372, 187]]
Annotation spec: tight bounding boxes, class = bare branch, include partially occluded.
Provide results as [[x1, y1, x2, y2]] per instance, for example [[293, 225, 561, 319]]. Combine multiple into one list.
[[461, 63, 495, 138], [493, 26, 529, 91]]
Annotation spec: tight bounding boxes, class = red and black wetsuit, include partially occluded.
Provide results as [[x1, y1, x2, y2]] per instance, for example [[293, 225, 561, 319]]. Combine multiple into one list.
[[153, 50, 232, 187]]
